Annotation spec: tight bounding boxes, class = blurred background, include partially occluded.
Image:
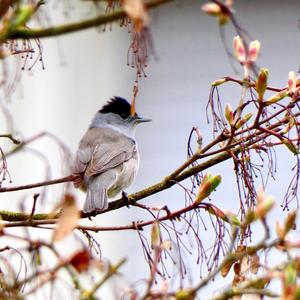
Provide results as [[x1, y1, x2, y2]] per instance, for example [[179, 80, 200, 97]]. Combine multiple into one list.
[[1, 0, 300, 298]]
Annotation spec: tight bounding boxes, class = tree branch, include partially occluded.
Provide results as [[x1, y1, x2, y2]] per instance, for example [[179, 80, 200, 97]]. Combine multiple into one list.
[[3, 202, 221, 230], [0, 147, 236, 222], [103, 147, 236, 214], [1, 93, 297, 221], [8, 0, 173, 39], [0, 175, 75, 193]]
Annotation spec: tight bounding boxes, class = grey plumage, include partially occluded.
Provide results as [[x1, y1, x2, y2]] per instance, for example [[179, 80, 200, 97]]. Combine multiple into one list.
[[74, 97, 150, 214], [74, 126, 139, 213]]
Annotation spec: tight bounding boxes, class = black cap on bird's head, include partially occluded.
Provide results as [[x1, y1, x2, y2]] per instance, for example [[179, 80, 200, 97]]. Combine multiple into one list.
[[100, 97, 131, 120], [99, 96, 151, 123]]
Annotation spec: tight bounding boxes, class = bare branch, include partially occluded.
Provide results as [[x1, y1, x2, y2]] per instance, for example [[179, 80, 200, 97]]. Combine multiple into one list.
[[0, 175, 75, 193], [8, 0, 174, 39]]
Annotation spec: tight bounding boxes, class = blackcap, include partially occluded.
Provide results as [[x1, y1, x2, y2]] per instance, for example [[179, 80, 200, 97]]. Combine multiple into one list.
[[73, 96, 151, 214]]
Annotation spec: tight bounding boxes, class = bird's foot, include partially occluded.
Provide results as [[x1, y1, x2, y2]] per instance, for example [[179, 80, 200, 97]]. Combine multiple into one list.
[[122, 191, 130, 207], [84, 209, 101, 219]]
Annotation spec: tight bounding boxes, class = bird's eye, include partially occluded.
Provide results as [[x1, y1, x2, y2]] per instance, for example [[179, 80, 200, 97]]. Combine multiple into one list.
[[120, 113, 129, 120]]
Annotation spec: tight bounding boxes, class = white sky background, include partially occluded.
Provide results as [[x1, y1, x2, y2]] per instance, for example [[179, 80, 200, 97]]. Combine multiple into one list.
[[1, 0, 300, 298]]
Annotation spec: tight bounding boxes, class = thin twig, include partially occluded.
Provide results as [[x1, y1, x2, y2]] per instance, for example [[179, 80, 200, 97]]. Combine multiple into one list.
[[86, 258, 126, 297], [0, 134, 21, 144], [0, 175, 75, 193], [222, 76, 284, 92], [28, 193, 39, 222]]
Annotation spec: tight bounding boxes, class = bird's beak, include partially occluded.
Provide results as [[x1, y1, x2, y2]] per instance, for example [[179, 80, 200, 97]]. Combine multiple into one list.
[[134, 115, 152, 123]]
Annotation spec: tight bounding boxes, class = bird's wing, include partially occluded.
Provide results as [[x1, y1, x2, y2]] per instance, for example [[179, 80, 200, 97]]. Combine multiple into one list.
[[74, 147, 92, 174], [74, 127, 136, 177]]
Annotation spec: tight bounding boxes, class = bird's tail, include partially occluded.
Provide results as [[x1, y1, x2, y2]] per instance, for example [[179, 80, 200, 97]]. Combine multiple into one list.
[[83, 170, 117, 213], [84, 185, 107, 213]]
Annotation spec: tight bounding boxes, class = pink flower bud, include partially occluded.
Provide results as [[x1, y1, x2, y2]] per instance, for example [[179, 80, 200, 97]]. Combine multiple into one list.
[[201, 3, 221, 16], [288, 71, 296, 92], [248, 40, 260, 62], [233, 36, 246, 63]]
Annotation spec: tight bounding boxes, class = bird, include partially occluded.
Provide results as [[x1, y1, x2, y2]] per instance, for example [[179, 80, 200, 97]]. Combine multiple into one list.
[[73, 96, 151, 214]]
